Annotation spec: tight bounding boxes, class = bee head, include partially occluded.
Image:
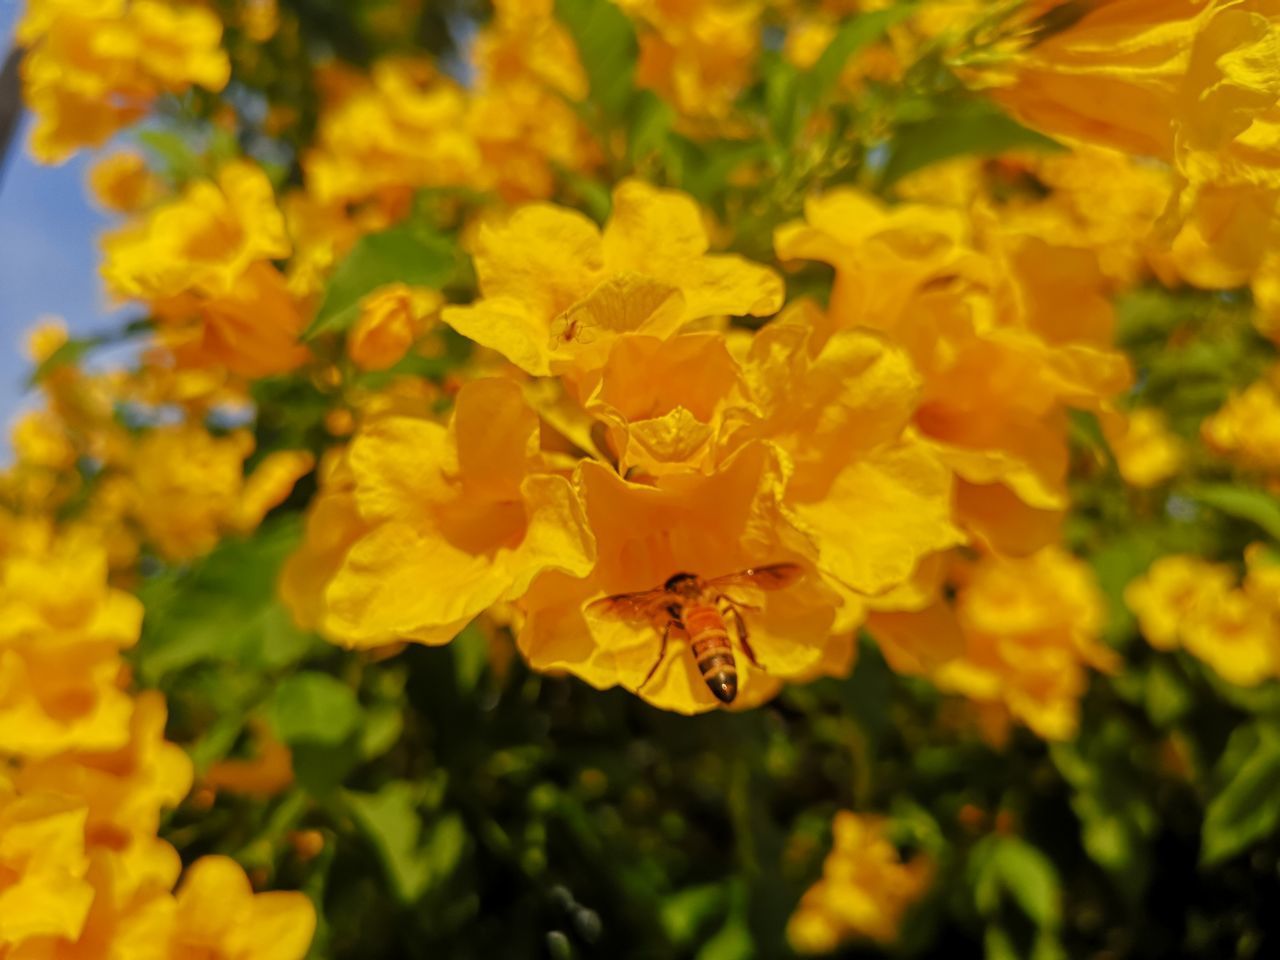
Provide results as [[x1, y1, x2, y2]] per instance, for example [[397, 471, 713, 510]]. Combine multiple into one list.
[[663, 572, 700, 597]]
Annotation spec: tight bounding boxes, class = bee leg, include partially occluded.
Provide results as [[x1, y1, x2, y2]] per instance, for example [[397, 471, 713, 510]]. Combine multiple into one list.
[[725, 604, 766, 672], [721, 594, 762, 613], [638, 620, 677, 692]]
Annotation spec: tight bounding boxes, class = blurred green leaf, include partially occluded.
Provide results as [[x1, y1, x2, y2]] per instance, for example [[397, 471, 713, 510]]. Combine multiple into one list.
[[452, 622, 489, 694], [797, 7, 915, 117], [660, 885, 725, 947], [137, 518, 319, 684], [359, 704, 405, 760], [696, 881, 752, 960], [1145, 660, 1193, 727], [555, 0, 637, 121], [1184, 485, 1280, 542], [1202, 723, 1280, 865], [881, 98, 1062, 186], [345, 783, 468, 904], [306, 226, 458, 339], [970, 836, 1061, 928], [270, 672, 362, 747]]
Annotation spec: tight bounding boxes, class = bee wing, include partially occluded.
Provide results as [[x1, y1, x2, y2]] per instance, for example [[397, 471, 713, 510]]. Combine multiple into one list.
[[707, 562, 805, 593], [585, 587, 672, 623]]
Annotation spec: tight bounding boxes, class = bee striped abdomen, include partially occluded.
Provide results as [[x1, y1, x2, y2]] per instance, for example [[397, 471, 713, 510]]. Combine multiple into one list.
[[684, 603, 738, 704]]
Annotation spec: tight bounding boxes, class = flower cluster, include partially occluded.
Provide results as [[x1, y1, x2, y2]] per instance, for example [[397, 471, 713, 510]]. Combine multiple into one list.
[[1127, 550, 1280, 688], [17, 0, 231, 162], [0, 518, 315, 958], [787, 811, 933, 953]]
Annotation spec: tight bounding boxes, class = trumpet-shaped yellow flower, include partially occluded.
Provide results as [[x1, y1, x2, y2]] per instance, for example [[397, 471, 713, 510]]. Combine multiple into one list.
[[1127, 554, 1280, 687], [305, 58, 481, 209], [776, 190, 1130, 553], [18, 0, 231, 162], [1202, 375, 1280, 475], [0, 783, 94, 949], [102, 162, 308, 377], [347, 284, 443, 372], [980, 0, 1280, 243], [787, 811, 933, 952], [1105, 408, 1186, 488], [15, 691, 193, 850], [0, 532, 140, 758], [920, 548, 1118, 741], [467, 0, 598, 201], [288, 379, 595, 648], [88, 151, 164, 214], [443, 180, 782, 384], [169, 856, 315, 960], [618, 0, 762, 122], [1125, 555, 1237, 652], [518, 441, 837, 714], [128, 425, 313, 562]]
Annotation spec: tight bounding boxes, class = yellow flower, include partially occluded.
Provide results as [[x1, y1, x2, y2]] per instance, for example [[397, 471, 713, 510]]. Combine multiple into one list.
[[442, 179, 782, 384], [518, 442, 838, 714], [0, 784, 94, 949], [11, 410, 77, 471], [1202, 376, 1280, 475], [1125, 555, 1235, 652], [1182, 588, 1278, 687], [787, 811, 932, 952], [1001, 146, 1178, 289], [239, 0, 280, 43], [1105, 408, 1186, 488], [15, 691, 193, 850], [128, 425, 312, 561], [0, 532, 140, 757], [18, 0, 231, 162], [25, 316, 69, 364], [101, 161, 308, 378], [927, 548, 1118, 741], [103, 161, 289, 301], [290, 379, 596, 648], [170, 856, 315, 960], [618, 0, 762, 122], [347, 284, 444, 372], [304, 58, 481, 208], [978, 0, 1280, 231], [88, 151, 164, 214], [736, 305, 965, 605], [1127, 553, 1280, 687], [776, 189, 1130, 553], [466, 0, 598, 201], [513, 303, 960, 711]]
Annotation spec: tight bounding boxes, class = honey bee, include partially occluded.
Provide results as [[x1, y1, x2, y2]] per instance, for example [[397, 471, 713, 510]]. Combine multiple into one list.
[[586, 563, 804, 704]]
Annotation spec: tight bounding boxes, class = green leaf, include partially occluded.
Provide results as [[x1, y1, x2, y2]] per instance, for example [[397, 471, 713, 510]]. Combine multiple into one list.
[[136, 518, 319, 684], [969, 836, 1061, 928], [305, 226, 458, 339], [797, 7, 916, 116], [660, 885, 726, 947], [1202, 724, 1280, 865], [270, 672, 362, 747], [994, 838, 1061, 928], [452, 622, 489, 694], [880, 98, 1062, 186], [1145, 660, 1193, 727], [1184, 484, 1280, 542], [555, 0, 637, 121], [344, 783, 468, 903]]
